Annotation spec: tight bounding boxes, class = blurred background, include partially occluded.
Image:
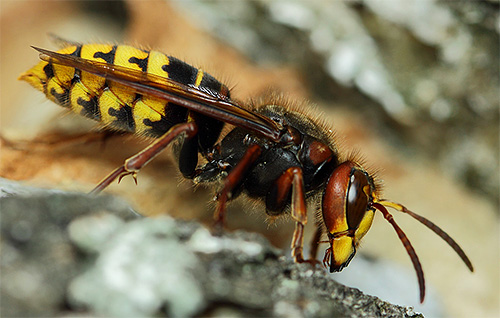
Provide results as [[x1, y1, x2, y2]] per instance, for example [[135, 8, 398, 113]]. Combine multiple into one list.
[[1, 0, 498, 317]]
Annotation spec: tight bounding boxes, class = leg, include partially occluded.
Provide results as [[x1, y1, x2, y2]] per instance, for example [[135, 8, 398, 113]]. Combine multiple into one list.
[[214, 144, 261, 230], [291, 222, 306, 262], [90, 122, 197, 194], [178, 113, 199, 178], [267, 166, 313, 263], [287, 167, 308, 263]]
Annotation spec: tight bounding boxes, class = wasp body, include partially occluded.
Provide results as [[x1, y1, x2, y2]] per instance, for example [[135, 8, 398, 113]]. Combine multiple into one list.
[[20, 41, 473, 303]]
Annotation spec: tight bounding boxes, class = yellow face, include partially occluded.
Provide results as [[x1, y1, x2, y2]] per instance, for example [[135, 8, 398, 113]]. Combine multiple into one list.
[[329, 209, 374, 271]]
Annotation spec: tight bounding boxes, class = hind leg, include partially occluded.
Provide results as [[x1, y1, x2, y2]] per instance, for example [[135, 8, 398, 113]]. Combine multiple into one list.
[[90, 122, 197, 194]]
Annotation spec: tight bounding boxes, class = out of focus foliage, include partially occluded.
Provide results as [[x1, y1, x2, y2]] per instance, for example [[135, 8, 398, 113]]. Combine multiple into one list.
[[172, 0, 499, 206]]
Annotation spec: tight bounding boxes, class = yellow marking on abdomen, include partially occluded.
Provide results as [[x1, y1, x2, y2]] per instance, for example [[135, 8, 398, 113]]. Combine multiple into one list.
[[114, 45, 149, 71], [98, 82, 138, 131], [18, 62, 48, 92], [132, 99, 164, 134], [108, 82, 136, 106], [147, 50, 170, 77], [79, 44, 115, 93], [69, 81, 93, 115], [51, 45, 79, 86], [195, 69, 204, 87], [98, 88, 124, 128], [80, 44, 114, 60], [140, 96, 167, 116], [46, 76, 69, 107]]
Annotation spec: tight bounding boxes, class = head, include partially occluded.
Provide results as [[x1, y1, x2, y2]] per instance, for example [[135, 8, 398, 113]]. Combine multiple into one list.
[[321, 161, 376, 272], [320, 160, 474, 303]]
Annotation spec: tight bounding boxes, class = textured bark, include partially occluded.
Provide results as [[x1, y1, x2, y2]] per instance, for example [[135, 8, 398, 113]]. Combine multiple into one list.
[[0, 180, 422, 318]]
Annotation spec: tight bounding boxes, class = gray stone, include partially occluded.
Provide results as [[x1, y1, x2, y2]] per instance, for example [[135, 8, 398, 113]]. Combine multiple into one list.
[[0, 180, 422, 317]]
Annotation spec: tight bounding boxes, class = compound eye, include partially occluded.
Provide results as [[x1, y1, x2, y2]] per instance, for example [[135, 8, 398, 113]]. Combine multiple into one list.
[[346, 169, 371, 230]]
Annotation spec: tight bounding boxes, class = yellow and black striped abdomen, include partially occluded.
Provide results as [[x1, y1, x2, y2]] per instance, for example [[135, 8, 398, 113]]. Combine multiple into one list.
[[19, 44, 230, 138]]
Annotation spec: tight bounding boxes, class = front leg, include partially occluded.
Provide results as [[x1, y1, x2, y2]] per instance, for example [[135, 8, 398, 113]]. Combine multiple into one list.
[[268, 166, 314, 264], [287, 167, 308, 263], [214, 144, 262, 230]]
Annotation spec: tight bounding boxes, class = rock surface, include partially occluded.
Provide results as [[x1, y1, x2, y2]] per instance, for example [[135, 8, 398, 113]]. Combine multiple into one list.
[[0, 179, 422, 317]]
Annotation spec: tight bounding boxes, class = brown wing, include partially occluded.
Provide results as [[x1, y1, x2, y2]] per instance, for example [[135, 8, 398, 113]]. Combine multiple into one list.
[[33, 46, 282, 141]]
